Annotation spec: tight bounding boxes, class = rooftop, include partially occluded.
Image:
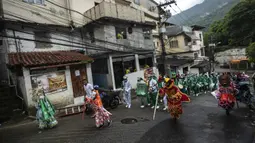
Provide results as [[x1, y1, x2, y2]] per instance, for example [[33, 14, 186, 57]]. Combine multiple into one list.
[[8, 51, 93, 67]]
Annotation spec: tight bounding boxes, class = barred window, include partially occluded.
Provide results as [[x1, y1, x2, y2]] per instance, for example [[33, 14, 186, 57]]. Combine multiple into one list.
[[169, 40, 178, 48]]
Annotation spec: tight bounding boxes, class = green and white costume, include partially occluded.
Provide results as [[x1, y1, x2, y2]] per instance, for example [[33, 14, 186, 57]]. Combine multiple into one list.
[[136, 78, 149, 108], [33, 85, 58, 129]]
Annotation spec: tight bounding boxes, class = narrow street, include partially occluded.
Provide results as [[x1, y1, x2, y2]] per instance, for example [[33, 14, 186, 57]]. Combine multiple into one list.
[[0, 93, 254, 143]]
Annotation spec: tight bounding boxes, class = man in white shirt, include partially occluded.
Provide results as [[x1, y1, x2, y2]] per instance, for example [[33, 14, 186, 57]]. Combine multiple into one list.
[[83, 80, 94, 98]]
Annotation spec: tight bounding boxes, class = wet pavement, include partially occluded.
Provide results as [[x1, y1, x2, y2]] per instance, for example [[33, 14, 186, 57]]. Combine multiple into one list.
[[0, 93, 254, 143]]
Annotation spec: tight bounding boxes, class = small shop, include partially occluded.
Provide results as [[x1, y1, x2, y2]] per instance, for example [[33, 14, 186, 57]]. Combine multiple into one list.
[[8, 51, 93, 114]]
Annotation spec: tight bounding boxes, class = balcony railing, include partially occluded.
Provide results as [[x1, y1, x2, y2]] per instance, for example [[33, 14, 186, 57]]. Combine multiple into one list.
[[84, 1, 145, 24]]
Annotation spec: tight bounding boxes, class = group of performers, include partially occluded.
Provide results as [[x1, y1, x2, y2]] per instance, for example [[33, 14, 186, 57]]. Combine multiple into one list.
[[175, 72, 219, 96], [32, 71, 254, 130], [136, 73, 191, 120]]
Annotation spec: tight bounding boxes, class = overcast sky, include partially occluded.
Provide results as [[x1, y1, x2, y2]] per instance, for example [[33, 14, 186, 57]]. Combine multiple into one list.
[[155, 0, 204, 15]]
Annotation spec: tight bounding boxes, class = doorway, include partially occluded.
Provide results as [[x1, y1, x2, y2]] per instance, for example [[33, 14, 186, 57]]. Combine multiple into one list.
[[113, 61, 124, 89], [70, 65, 87, 97]]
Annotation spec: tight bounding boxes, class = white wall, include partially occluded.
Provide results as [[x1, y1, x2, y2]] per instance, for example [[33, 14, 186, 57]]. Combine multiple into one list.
[[176, 63, 191, 75], [190, 68, 199, 75], [3, 0, 72, 26], [125, 67, 158, 89], [215, 47, 247, 65], [6, 29, 90, 53], [193, 30, 204, 47], [23, 66, 74, 109]]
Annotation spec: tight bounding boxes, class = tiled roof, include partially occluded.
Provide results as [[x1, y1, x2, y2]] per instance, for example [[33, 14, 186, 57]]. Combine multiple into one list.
[[8, 51, 93, 67]]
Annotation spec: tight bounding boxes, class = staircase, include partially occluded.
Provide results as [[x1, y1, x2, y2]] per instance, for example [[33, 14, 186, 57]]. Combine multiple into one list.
[[0, 86, 24, 123]]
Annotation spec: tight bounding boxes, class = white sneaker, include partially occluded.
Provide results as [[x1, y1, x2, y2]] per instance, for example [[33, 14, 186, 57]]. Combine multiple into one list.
[[140, 105, 145, 108], [128, 105, 131, 109], [156, 106, 159, 109], [147, 104, 151, 106], [163, 107, 168, 111], [125, 105, 128, 108], [151, 106, 155, 109]]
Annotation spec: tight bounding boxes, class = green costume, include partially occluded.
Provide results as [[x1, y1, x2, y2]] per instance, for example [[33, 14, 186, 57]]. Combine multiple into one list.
[[136, 78, 150, 107], [33, 86, 58, 129]]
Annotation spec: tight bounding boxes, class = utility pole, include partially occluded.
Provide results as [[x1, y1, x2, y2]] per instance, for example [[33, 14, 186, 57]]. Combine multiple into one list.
[[157, 0, 175, 76]]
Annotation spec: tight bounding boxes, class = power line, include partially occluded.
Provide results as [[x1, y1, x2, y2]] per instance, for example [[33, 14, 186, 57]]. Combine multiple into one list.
[[0, 34, 111, 52], [45, 0, 154, 41], [169, 6, 191, 25], [3, 1, 155, 52], [45, 0, 102, 26], [2, 19, 153, 52], [7, 28, 123, 52], [175, 4, 196, 25]]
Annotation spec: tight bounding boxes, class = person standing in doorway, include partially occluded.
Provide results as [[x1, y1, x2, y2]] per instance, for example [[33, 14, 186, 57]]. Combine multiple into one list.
[[83, 79, 94, 98], [122, 76, 132, 108]]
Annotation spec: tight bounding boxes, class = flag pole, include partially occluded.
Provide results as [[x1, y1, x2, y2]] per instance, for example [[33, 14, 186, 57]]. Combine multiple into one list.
[[153, 92, 159, 120]]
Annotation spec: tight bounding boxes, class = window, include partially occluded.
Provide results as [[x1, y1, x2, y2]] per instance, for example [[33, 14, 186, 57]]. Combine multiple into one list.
[[134, 0, 140, 5], [34, 31, 52, 48], [115, 27, 127, 39], [169, 40, 178, 48], [199, 34, 202, 41], [95, 2, 99, 6], [184, 37, 191, 46], [23, 0, 45, 5], [194, 53, 198, 59], [143, 29, 151, 39]]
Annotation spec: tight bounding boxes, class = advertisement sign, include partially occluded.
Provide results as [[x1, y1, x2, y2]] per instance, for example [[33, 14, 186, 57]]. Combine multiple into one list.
[[31, 71, 67, 94]]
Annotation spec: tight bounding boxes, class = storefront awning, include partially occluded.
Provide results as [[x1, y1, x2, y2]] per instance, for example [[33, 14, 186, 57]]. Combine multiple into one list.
[[8, 51, 93, 67], [230, 58, 248, 64]]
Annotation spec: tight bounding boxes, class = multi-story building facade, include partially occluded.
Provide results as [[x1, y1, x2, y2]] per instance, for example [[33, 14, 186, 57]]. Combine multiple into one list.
[[0, 0, 158, 114], [157, 25, 208, 74]]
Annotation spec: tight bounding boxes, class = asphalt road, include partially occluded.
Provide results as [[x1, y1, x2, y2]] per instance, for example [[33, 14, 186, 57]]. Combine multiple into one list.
[[0, 93, 254, 143]]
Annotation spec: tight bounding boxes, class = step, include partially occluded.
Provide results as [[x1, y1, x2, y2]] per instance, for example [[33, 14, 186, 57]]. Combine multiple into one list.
[[57, 104, 84, 117]]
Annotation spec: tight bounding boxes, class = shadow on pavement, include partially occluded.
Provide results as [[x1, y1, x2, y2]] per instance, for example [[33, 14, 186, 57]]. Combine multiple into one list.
[[137, 118, 186, 143]]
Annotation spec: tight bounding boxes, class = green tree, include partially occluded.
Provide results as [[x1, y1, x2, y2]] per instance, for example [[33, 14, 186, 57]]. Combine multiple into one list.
[[246, 42, 255, 62], [204, 0, 255, 46], [225, 0, 255, 46]]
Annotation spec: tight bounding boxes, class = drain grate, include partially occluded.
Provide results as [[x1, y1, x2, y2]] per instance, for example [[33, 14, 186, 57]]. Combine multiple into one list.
[[121, 118, 138, 124]]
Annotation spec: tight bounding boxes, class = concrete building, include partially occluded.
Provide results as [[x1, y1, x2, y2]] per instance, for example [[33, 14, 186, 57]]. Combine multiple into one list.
[[157, 25, 208, 75], [0, 0, 158, 114]]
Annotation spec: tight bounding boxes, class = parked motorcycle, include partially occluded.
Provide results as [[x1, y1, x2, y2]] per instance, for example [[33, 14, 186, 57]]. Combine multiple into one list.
[[99, 88, 120, 109], [235, 79, 255, 109]]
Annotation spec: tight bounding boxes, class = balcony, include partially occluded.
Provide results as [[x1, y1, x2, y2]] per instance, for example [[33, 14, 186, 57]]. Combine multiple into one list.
[[84, 1, 145, 24]]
